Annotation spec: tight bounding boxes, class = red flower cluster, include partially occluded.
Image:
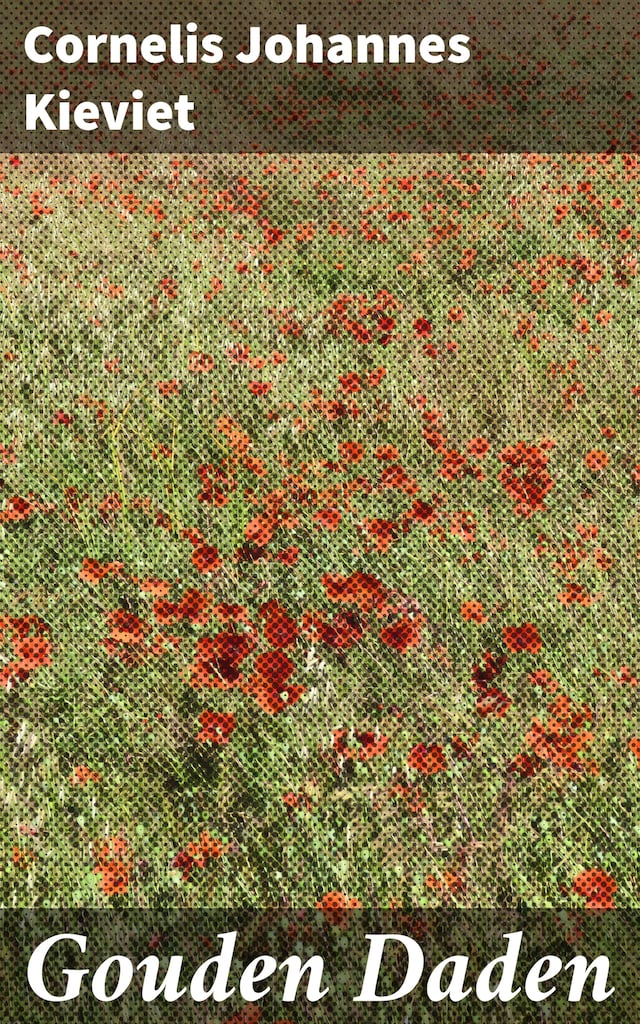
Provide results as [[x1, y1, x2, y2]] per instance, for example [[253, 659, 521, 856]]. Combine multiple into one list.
[[503, 622, 543, 654], [171, 831, 225, 882], [93, 835, 134, 896], [315, 891, 363, 927], [513, 694, 596, 776], [247, 650, 305, 714], [0, 616, 52, 690], [497, 442, 555, 516], [472, 651, 511, 718], [380, 615, 422, 653], [572, 869, 617, 909], [407, 743, 447, 775], [189, 631, 256, 689], [195, 710, 237, 745], [332, 728, 389, 763]]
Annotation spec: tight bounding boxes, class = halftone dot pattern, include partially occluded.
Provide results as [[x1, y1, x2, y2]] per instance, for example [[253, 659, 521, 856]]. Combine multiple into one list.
[[2, 149, 639, 924], [0, 14, 640, 1017], [2, 0, 640, 150], [572, 869, 618, 910]]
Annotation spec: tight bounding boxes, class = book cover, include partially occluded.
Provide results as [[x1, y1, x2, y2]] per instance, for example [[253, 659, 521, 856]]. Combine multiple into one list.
[[1, 0, 638, 1018]]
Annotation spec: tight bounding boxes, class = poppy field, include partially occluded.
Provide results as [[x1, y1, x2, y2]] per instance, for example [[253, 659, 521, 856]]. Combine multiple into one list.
[[0, 151, 639, 911]]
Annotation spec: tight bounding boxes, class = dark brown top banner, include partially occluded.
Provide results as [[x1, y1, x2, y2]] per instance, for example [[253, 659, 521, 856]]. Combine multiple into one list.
[[1, 0, 639, 151]]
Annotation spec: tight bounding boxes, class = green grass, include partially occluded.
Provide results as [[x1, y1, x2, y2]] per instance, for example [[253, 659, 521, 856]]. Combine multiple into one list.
[[0, 152, 638, 909]]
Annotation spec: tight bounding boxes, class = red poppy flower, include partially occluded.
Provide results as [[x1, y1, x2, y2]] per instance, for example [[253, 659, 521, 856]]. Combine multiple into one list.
[[70, 766, 101, 786], [13, 636, 52, 670], [362, 518, 397, 552], [405, 499, 438, 526], [235, 543, 269, 563], [190, 631, 254, 689], [172, 831, 224, 881], [159, 277, 178, 299], [232, 645, 300, 714], [79, 559, 123, 585], [321, 572, 389, 616], [461, 600, 488, 623], [524, 694, 595, 774], [414, 318, 432, 336], [157, 379, 181, 396], [93, 836, 133, 896], [338, 373, 362, 393], [1, 496, 35, 522], [303, 611, 366, 651], [338, 441, 365, 463], [497, 442, 555, 516], [503, 623, 542, 654], [283, 790, 313, 811], [584, 449, 610, 472], [191, 543, 222, 573], [376, 444, 400, 461], [259, 601, 298, 648], [508, 752, 542, 777], [528, 669, 558, 693], [557, 583, 596, 606], [467, 437, 490, 458], [248, 382, 273, 397], [0, 663, 30, 689], [472, 651, 511, 717], [315, 891, 362, 926], [475, 686, 512, 718], [440, 450, 468, 481], [188, 351, 215, 373], [408, 743, 447, 774], [475, 651, 509, 684], [451, 735, 477, 761], [572, 869, 616, 909], [177, 589, 211, 624], [254, 649, 295, 685], [105, 610, 149, 643], [245, 516, 275, 546], [276, 546, 299, 565], [195, 710, 236, 744], [333, 729, 388, 761], [52, 410, 74, 426], [380, 616, 421, 653], [379, 464, 418, 494], [263, 226, 285, 246], [367, 366, 387, 387], [313, 508, 342, 531]]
